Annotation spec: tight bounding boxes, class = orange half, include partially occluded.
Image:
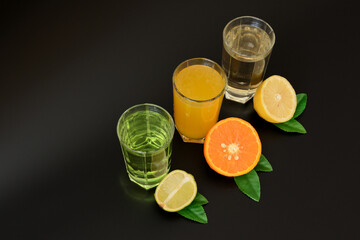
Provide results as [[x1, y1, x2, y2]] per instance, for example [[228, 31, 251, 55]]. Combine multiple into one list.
[[204, 117, 262, 177]]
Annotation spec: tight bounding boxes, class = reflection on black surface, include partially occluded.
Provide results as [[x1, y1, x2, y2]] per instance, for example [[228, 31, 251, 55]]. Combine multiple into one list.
[[118, 173, 155, 203], [220, 98, 258, 121]]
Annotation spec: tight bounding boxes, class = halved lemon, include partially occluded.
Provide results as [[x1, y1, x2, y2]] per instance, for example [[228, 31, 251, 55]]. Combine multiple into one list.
[[253, 75, 297, 123], [154, 170, 197, 212]]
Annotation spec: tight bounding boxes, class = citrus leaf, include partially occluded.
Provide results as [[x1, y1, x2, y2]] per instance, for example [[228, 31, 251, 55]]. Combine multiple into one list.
[[177, 205, 208, 224], [234, 170, 260, 202], [293, 93, 307, 118], [191, 193, 208, 206], [177, 192, 208, 223], [255, 154, 273, 172], [273, 119, 307, 134]]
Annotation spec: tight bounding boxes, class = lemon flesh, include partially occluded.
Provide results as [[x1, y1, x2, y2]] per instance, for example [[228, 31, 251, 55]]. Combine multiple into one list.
[[253, 75, 297, 123], [154, 170, 197, 212]]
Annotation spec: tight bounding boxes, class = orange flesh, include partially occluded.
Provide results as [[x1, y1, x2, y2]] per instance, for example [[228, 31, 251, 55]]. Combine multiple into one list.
[[204, 117, 261, 177]]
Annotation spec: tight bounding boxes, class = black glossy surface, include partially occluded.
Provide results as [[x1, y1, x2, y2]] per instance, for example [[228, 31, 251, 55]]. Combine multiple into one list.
[[1, 1, 359, 239]]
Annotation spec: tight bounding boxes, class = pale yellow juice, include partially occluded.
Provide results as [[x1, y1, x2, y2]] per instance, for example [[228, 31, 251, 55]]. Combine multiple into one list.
[[173, 64, 226, 140]]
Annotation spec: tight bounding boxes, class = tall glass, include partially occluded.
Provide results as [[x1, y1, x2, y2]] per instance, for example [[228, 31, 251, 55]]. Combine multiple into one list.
[[222, 16, 275, 104], [173, 58, 227, 143], [117, 103, 175, 190]]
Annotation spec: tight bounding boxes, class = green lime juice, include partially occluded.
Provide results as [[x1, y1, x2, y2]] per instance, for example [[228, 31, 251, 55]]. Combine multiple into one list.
[[118, 108, 173, 189]]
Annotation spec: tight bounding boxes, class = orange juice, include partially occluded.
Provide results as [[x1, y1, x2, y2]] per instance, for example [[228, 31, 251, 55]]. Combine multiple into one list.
[[173, 59, 226, 143]]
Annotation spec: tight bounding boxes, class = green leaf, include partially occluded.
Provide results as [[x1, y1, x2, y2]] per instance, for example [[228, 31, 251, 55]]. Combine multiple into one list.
[[234, 170, 260, 202], [191, 193, 208, 206], [255, 154, 273, 172], [176, 192, 208, 224], [293, 93, 307, 118], [273, 119, 307, 134], [177, 205, 208, 224]]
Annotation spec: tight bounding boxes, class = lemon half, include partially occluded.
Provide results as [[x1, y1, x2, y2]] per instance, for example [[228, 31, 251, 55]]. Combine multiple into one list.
[[253, 75, 297, 123], [154, 170, 197, 212]]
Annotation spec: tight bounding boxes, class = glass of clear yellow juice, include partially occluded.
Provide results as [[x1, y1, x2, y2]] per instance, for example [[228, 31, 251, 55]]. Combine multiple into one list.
[[173, 58, 227, 143]]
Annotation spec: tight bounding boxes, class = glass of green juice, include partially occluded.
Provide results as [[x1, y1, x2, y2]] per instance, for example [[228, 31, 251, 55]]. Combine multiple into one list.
[[117, 103, 175, 190]]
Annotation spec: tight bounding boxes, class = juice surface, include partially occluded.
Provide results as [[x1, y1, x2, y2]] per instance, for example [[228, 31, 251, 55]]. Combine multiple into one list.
[[173, 65, 225, 140], [175, 65, 224, 101]]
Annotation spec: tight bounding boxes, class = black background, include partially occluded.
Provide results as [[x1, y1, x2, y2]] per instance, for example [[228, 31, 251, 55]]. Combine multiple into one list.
[[1, 0, 359, 239]]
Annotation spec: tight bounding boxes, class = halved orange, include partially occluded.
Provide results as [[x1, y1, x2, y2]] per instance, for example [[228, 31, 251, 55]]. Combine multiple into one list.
[[204, 117, 261, 177]]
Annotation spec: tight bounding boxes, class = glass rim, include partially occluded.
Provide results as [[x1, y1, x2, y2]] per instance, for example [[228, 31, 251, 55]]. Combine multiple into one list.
[[116, 103, 175, 155], [223, 16, 276, 59], [172, 57, 227, 103]]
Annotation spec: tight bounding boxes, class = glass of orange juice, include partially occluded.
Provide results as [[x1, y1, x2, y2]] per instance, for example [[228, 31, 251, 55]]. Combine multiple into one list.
[[173, 58, 227, 143]]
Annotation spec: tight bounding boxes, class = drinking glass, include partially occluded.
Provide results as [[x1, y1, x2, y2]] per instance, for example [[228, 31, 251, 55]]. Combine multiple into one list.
[[173, 58, 227, 143], [117, 103, 175, 190], [222, 16, 275, 104]]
